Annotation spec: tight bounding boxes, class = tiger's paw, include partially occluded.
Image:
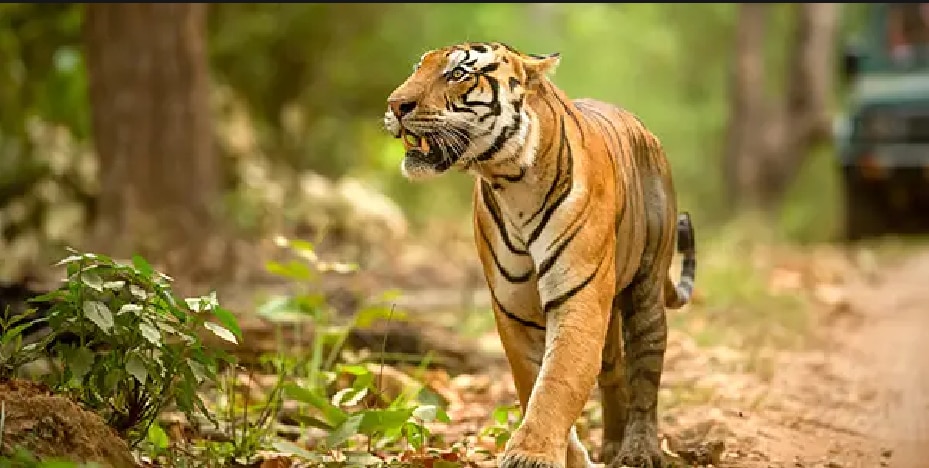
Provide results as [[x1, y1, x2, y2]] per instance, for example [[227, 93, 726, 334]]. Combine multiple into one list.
[[600, 440, 622, 464], [500, 450, 564, 468], [607, 435, 664, 468]]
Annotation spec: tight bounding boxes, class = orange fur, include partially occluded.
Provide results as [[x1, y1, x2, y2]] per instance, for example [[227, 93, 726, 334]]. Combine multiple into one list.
[[385, 42, 696, 468]]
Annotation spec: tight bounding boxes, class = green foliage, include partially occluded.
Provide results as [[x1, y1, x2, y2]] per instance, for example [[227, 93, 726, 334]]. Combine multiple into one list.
[[0, 306, 45, 378], [7, 249, 240, 446], [478, 403, 522, 451]]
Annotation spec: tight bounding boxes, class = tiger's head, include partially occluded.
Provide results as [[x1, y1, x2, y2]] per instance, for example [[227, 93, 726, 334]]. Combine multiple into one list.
[[384, 42, 560, 180]]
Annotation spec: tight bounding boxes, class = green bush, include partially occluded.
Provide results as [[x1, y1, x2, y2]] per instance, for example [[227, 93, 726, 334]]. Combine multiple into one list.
[[2, 249, 241, 446]]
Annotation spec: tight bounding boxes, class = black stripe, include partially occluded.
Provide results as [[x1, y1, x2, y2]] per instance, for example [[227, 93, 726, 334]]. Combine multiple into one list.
[[478, 224, 533, 283], [554, 93, 585, 146], [465, 76, 501, 114], [629, 368, 662, 388], [628, 347, 666, 364], [576, 102, 620, 167], [578, 102, 625, 167], [491, 165, 527, 184], [542, 240, 610, 314], [475, 117, 519, 161], [536, 191, 593, 279], [527, 127, 573, 245], [480, 62, 500, 73], [480, 181, 529, 256], [450, 102, 477, 114], [524, 115, 567, 225], [491, 289, 545, 330], [537, 223, 582, 280]]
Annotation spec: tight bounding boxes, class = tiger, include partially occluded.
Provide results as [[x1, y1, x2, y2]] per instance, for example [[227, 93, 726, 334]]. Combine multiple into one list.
[[383, 42, 696, 468]]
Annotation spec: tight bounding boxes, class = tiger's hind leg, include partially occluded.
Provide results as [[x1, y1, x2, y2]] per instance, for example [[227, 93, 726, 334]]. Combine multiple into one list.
[[609, 275, 667, 468], [598, 294, 629, 462], [610, 177, 674, 468]]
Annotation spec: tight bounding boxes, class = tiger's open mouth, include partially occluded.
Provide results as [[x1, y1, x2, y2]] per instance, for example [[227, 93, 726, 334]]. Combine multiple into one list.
[[399, 128, 445, 167], [401, 128, 430, 155]]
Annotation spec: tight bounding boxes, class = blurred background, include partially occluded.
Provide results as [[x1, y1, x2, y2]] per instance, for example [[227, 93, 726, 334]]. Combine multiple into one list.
[[0, 3, 878, 282], [2, 3, 929, 465]]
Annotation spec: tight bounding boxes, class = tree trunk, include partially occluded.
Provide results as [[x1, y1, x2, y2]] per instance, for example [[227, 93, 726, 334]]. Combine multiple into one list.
[[763, 3, 841, 204], [724, 3, 840, 212], [83, 3, 220, 278], [724, 3, 769, 209]]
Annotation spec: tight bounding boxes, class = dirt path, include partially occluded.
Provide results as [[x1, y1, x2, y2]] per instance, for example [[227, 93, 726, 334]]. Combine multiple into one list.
[[724, 247, 929, 468], [824, 247, 929, 467]]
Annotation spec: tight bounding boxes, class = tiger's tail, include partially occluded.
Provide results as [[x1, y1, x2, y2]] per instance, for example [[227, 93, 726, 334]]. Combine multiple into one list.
[[664, 212, 696, 309]]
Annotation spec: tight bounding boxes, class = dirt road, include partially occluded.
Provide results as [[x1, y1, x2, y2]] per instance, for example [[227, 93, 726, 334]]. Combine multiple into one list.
[[706, 247, 929, 468]]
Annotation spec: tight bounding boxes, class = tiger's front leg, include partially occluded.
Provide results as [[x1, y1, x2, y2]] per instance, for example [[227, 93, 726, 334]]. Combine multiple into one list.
[[500, 250, 616, 468]]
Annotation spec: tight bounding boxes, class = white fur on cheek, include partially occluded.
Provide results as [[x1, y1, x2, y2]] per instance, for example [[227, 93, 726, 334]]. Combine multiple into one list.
[[384, 109, 401, 137]]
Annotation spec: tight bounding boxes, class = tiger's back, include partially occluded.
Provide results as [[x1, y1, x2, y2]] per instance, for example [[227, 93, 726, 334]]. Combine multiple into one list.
[[573, 98, 685, 294]]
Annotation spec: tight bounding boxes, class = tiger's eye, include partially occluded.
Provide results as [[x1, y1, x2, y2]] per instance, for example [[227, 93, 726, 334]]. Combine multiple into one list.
[[450, 69, 466, 80]]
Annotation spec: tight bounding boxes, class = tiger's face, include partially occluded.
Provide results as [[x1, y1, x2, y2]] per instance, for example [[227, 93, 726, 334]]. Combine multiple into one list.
[[384, 42, 559, 180]]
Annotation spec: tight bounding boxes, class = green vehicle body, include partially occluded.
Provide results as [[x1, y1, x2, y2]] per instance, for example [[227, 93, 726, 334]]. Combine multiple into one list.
[[837, 3, 929, 240]]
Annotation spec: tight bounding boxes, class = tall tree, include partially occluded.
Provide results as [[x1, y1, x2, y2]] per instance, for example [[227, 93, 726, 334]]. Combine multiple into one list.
[[83, 3, 220, 278], [724, 3, 840, 211]]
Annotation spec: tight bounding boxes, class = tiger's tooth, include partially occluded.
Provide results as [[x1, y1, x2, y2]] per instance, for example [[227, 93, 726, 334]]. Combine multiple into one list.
[[401, 129, 413, 151], [419, 135, 430, 153]]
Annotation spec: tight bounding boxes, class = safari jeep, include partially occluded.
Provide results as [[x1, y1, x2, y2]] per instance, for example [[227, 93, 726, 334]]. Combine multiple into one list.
[[837, 3, 929, 241]]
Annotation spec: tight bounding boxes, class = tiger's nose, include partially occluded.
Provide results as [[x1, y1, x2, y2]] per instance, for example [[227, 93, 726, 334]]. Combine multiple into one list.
[[388, 98, 417, 119]]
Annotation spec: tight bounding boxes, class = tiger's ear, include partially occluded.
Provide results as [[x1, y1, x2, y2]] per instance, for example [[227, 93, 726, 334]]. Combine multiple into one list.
[[522, 52, 560, 88]]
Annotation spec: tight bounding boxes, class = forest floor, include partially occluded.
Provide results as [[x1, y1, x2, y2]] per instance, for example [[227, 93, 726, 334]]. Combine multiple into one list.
[[648, 244, 929, 468], [4, 233, 929, 467], [350, 235, 929, 468]]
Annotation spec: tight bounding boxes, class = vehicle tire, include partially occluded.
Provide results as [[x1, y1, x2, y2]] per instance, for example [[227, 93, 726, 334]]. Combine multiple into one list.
[[842, 171, 888, 242]]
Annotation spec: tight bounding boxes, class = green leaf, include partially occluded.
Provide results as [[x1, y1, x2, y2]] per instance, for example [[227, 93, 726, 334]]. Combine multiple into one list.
[[211, 306, 242, 341], [493, 405, 511, 425], [204, 322, 237, 344], [376, 288, 404, 303], [66, 347, 95, 379], [354, 305, 407, 329], [103, 280, 125, 290], [118, 303, 143, 315], [288, 239, 315, 254], [352, 372, 374, 392], [359, 408, 415, 434], [331, 387, 367, 408], [129, 284, 147, 300], [126, 353, 148, 384], [265, 260, 314, 281], [132, 254, 154, 276], [54, 254, 84, 266], [187, 359, 208, 383], [270, 440, 323, 462], [412, 404, 450, 423], [403, 421, 425, 449], [283, 383, 346, 427], [83, 300, 114, 333], [147, 422, 170, 449], [327, 413, 362, 448], [337, 364, 371, 376], [139, 322, 161, 345], [81, 271, 104, 292], [495, 432, 510, 449]]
